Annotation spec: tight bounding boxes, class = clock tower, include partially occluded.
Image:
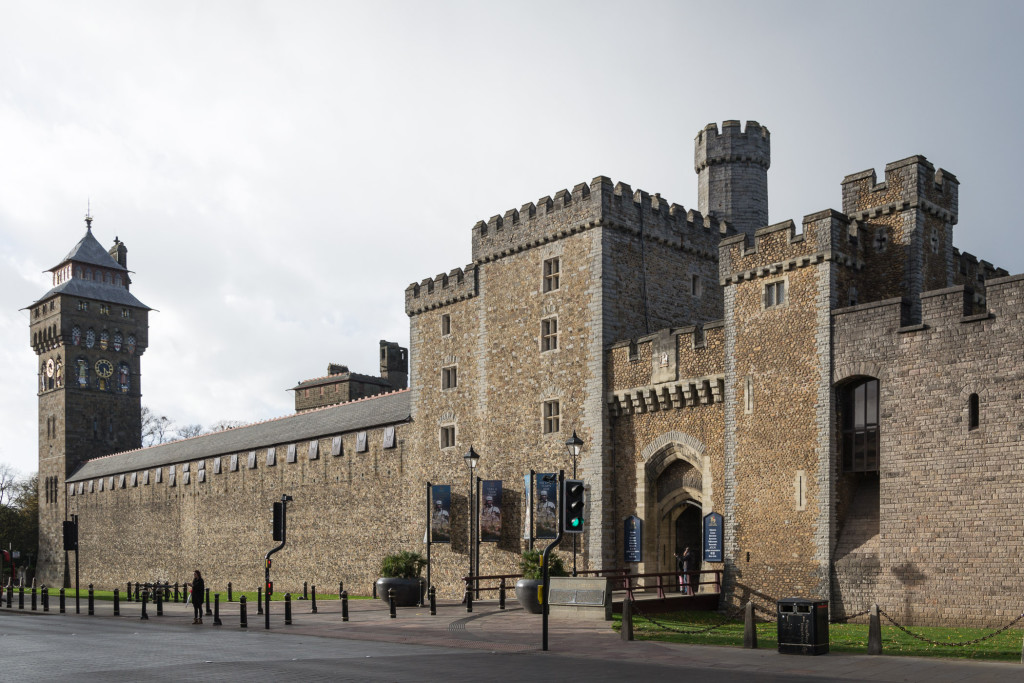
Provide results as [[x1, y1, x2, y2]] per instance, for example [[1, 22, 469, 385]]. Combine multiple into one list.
[[29, 215, 150, 586]]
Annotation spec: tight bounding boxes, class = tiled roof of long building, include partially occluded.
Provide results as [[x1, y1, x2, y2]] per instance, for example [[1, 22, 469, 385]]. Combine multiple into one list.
[[67, 389, 410, 482]]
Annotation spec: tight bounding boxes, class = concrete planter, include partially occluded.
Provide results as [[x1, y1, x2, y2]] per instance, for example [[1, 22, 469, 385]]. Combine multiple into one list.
[[375, 577, 423, 607], [515, 578, 544, 614]]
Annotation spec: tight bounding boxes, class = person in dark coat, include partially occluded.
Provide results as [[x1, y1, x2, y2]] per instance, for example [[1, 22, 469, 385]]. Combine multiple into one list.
[[188, 570, 205, 624], [680, 547, 696, 595]]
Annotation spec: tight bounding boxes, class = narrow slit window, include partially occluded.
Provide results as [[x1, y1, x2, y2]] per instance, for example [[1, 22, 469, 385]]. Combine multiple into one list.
[[968, 393, 979, 430], [442, 366, 458, 390], [441, 314, 451, 336]]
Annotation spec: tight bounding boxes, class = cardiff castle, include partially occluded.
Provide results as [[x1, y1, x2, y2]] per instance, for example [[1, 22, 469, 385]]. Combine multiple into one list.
[[28, 120, 1024, 626]]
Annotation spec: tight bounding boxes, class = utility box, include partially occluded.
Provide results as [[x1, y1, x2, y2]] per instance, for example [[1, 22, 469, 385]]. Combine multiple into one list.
[[777, 598, 829, 655]]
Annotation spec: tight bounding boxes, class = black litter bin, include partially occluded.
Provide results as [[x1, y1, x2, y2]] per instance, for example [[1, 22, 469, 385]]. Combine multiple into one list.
[[777, 598, 829, 655]]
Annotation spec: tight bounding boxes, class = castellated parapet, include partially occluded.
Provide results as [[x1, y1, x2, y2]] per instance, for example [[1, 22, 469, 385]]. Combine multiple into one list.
[[404, 264, 478, 315], [695, 120, 770, 238], [467, 176, 730, 266], [841, 155, 959, 224]]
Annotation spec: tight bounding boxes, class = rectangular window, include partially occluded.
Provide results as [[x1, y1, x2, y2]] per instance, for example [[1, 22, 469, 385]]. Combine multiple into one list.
[[356, 431, 368, 452], [543, 400, 560, 434], [691, 274, 701, 297], [331, 436, 343, 456], [543, 257, 560, 292], [383, 426, 396, 449], [441, 314, 451, 336], [121, 308, 130, 318], [541, 317, 558, 352], [764, 281, 786, 308], [442, 366, 458, 389], [440, 425, 456, 449]]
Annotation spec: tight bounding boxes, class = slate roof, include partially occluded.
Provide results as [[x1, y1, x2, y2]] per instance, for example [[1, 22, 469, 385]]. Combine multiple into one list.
[[290, 371, 392, 391], [54, 228, 127, 271], [67, 389, 411, 482], [29, 278, 151, 310]]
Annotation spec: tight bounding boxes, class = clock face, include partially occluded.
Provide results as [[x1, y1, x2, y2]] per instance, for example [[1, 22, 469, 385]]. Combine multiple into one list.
[[95, 359, 114, 378], [46, 358, 55, 377], [86, 329, 96, 348]]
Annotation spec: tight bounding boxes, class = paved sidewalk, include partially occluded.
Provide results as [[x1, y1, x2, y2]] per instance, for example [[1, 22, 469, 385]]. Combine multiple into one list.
[[2, 594, 1022, 681]]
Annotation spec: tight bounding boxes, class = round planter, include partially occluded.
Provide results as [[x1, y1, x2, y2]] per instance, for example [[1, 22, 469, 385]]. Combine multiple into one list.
[[515, 578, 544, 614], [375, 577, 424, 607]]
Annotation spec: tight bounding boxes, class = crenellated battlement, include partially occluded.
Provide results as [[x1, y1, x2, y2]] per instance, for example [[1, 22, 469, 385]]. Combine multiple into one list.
[[841, 155, 959, 224], [719, 210, 857, 285], [694, 120, 771, 172], [404, 264, 478, 316], [953, 248, 1008, 286], [470, 176, 731, 264]]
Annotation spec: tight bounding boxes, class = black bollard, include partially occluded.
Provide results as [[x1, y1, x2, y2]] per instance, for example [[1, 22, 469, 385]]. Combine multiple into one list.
[[214, 594, 222, 626], [257, 586, 263, 614], [341, 590, 349, 622], [42, 586, 48, 612], [174, 582, 179, 603], [164, 582, 170, 602], [303, 581, 308, 600], [59, 588, 65, 613], [134, 582, 140, 601], [284, 593, 292, 625], [389, 588, 396, 619], [372, 581, 377, 599], [114, 589, 120, 616], [240, 595, 247, 628], [140, 590, 149, 620], [465, 587, 473, 613], [429, 586, 436, 616], [228, 582, 233, 602], [127, 581, 132, 602], [498, 578, 506, 610], [156, 588, 163, 616], [31, 586, 37, 611], [264, 589, 270, 630], [19, 586, 24, 610], [6, 584, 11, 608], [88, 584, 94, 615], [205, 587, 212, 616], [311, 586, 317, 614], [338, 581, 343, 598]]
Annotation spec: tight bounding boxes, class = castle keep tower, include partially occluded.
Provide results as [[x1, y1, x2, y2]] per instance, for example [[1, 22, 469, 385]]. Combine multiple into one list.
[[695, 120, 770, 237], [29, 217, 149, 586]]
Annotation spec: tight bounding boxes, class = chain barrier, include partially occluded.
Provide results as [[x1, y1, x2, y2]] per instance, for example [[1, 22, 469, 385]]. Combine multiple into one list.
[[627, 599, 745, 635], [831, 609, 870, 623], [878, 607, 1024, 647]]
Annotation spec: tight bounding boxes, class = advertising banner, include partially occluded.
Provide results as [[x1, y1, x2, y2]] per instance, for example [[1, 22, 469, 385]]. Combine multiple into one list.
[[430, 485, 452, 543], [535, 473, 558, 539], [480, 480, 502, 542]]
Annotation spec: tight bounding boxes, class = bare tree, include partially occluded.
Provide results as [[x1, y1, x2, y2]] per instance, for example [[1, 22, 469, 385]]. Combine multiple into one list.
[[141, 406, 173, 447], [174, 424, 205, 440], [0, 464, 18, 506], [208, 419, 245, 432]]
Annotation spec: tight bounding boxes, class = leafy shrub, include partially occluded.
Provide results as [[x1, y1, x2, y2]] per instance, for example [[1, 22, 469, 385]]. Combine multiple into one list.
[[519, 549, 567, 580], [380, 551, 426, 579]]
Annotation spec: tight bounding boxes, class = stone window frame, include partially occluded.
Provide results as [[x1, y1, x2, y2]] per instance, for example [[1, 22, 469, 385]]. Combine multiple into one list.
[[794, 470, 807, 511], [356, 431, 368, 453], [691, 271, 702, 297], [762, 277, 788, 310], [540, 316, 559, 352], [383, 426, 396, 450], [230, 453, 239, 472], [968, 393, 980, 430], [331, 436, 343, 457], [266, 447, 277, 467], [961, 387, 987, 435], [439, 424, 456, 450], [542, 257, 561, 293], [213, 457, 222, 474], [441, 313, 451, 337], [287, 444, 297, 463], [248, 451, 258, 469], [441, 365, 458, 390], [542, 399, 560, 434], [743, 376, 753, 415], [839, 377, 880, 473], [309, 440, 320, 460]]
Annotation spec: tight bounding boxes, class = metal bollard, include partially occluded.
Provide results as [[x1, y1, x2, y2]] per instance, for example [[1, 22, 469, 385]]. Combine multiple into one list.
[[127, 581, 132, 602], [338, 581, 343, 598], [240, 595, 247, 628], [59, 588, 65, 613], [165, 582, 170, 602], [498, 578, 506, 610], [621, 598, 634, 641], [311, 586, 317, 614], [465, 586, 473, 613], [205, 587, 212, 616], [341, 590, 349, 622], [214, 594, 222, 626], [264, 589, 270, 630], [389, 588, 396, 619], [429, 586, 436, 616], [140, 590, 149, 620], [372, 581, 377, 599], [156, 588, 163, 616], [6, 584, 11, 608], [228, 582, 233, 602], [31, 586, 37, 611], [284, 593, 292, 625], [174, 582, 179, 603], [114, 589, 120, 616], [303, 581, 308, 600], [135, 582, 140, 602], [257, 586, 264, 614], [19, 586, 24, 610], [88, 585, 94, 615], [42, 586, 49, 612]]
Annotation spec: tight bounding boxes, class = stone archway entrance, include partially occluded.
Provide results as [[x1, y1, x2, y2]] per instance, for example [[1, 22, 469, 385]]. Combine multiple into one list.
[[636, 432, 709, 576]]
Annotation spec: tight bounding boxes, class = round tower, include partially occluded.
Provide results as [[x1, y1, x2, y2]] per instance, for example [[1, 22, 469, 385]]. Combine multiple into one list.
[[694, 120, 770, 238]]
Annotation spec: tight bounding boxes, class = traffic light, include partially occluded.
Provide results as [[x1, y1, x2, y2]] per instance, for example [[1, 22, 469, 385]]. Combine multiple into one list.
[[266, 581, 273, 596], [562, 479, 584, 533], [62, 520, 78, 551], [272, 502, 284, 541]]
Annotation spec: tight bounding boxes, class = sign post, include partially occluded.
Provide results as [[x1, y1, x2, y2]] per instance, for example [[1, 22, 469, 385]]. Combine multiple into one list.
[[265, 494, 293, 629]]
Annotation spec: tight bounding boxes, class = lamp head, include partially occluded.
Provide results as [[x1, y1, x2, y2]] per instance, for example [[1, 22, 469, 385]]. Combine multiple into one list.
[[464, 445, 480, 469], [565, 431, 584, 458]]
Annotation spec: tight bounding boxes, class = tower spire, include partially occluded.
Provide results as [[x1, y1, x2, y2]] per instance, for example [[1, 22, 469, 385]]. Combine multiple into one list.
[[85, 199, 93, 230]]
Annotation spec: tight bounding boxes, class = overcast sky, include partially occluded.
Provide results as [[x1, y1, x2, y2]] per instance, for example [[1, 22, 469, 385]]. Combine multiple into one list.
[[2, 1, 1022, 476]]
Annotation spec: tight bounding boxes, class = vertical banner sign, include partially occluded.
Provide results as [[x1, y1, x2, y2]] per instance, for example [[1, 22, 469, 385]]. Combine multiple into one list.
[[523, 474, 533, 541], [535, 473, 558, 539], [431, 485, 452, 543], [703, 512, 723, 563], [624, 516, 642, 563], [480, 480, 502, 542]]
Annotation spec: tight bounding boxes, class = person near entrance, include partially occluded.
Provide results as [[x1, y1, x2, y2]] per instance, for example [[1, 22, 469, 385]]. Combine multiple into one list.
[[676, 547, 696, 595], [187, 569, 205, 624]]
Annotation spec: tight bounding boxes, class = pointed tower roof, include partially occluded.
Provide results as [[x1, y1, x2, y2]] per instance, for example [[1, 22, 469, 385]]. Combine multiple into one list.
[[50, 219, 127, 273]]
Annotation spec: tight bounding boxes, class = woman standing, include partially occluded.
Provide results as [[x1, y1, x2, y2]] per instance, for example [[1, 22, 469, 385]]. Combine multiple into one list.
[[188, 570, 205, 624]]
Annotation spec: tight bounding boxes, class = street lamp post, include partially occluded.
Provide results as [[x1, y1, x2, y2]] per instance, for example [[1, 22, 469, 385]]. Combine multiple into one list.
[[564, 431, 584, 576], [463, 446, 480, 597]]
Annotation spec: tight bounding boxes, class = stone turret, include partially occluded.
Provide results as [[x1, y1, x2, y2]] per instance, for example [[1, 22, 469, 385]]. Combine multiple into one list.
[[695, 120, 770, 238]]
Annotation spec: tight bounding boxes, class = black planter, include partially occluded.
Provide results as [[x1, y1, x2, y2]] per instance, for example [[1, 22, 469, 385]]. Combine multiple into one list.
[[375, 577, 424, 607], [515, 578, 544, 614]]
